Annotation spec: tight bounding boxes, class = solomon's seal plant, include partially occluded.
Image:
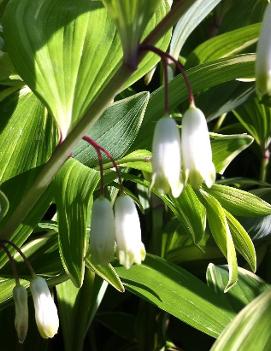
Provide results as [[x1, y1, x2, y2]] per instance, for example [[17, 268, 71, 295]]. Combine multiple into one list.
[[0, 0, 271, 350]]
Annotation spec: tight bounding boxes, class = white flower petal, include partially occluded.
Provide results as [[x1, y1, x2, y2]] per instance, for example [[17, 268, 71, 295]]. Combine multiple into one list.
[[181, 105, 216, 188], [90, 197, 116, 265], [13, 285, 28, 344], [114, 195, 146, 269], [30, 277, 59, 339], [256, 3, 271, 100], [151, 116, 183, 197]]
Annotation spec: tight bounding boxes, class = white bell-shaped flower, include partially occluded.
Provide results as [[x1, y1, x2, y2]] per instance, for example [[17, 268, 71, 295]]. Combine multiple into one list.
[[256, 3, 271, 102], [181, 105, 216, 188], [30, 277, 59, 339], [114, 195, 146, 269], [13, 285, 28, 343], [151, 116, 183, 198], [90, 197, 116, 265]]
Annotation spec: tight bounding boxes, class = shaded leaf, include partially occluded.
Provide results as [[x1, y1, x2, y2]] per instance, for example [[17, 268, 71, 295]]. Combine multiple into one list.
[[234, 95, 271, 148], [57, 270, 107, 351]]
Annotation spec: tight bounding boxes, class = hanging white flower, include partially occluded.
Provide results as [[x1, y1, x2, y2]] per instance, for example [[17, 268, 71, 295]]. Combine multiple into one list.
[[13, 285, 28, 344], [181, 105, 216, 188], [151, 116, 183, 198], [256, 3, 271, 102], [90, 197, 116, 265], [30, 277, 59, 339], [114, 195, 146, 269]]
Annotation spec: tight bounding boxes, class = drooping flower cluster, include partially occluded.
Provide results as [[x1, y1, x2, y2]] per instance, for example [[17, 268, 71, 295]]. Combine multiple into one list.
[[151, 104, 215, 197], [13, 277, 59, 343], [90, 195, 146, 269]]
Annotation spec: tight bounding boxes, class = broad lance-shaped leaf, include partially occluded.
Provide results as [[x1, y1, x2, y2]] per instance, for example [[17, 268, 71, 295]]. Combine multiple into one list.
[[57, 270, 107, 351], [199, 189, 238, 291], [170, 0, 222, 60], [116, 254, 235, 337], [211, 289, 271, 351], [187, 23, 260, 66], [73, 92, 150, 167], [207, 184, 271, 217], [3, 0, 169, 138], [210, 132, 254, 174], [225, 210, 256, 272], [53, 159, 99, 288], [0, 88, 58, 268], [207, 264, 269, 313], [0, 87, 58, 183]]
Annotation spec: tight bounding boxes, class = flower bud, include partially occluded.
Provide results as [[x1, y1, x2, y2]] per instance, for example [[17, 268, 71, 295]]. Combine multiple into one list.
[[90, 197, 116, 265], [181, 105, 216, 188], [30, 277, 59, 339], [256, 3, 271, 103], [13, 285, 28, 344], [114, 195, 146, 269], [151, 116, 183, 198]]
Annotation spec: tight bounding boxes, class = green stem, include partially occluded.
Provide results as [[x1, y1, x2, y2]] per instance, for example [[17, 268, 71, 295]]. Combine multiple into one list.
[[0, 0, 197, 240]]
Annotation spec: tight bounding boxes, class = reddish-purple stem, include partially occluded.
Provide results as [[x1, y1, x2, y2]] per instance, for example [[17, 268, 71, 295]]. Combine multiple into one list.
[[1, 239, 35, 277], [82, 136, 123, 193], [139, 44, 195, 106], [0, 242, 19, 284]]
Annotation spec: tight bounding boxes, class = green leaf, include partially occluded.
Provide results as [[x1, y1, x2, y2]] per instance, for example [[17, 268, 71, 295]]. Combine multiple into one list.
[[207, 184, 271, 217], [54, 159, 99, 287], [210, 132, 254, 174], [116, 254, 235, 338], [199, 189, 238, 291], [225, 210, 256, 272], [103, 0, 162, 63], [4, 0, 169, 138], [164, 185, 206, 245], [234, 96, 271, 148], [170, 0, 222, 59], [0, 88, 58, 183], [73, 92, 150, 167], [187, 23, 260, 66], [135, 54, 256, 150], [200, 82, 254, 122], [0, 190, 9, 222], [0, 51, 21, 84], [86, 257, 125, 293], [56, 270, 107, 351], [118, 149, 152, 173], [0, 170, 54, 269], [211, 289, 271, 351], [207, 264, 269, 312]]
